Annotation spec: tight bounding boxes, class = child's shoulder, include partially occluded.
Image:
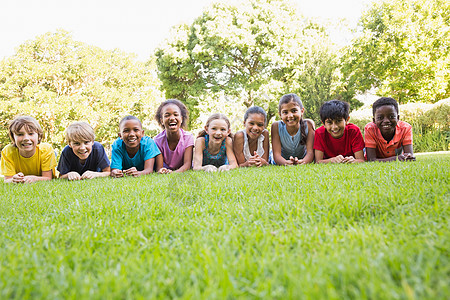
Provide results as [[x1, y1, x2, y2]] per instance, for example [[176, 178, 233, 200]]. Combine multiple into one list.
[[315, 125, 326, 134], [364, 121, 377, 131], [37, 143, 54, 153], [1, 144, 17, 156], [234, 130, 245, 139]]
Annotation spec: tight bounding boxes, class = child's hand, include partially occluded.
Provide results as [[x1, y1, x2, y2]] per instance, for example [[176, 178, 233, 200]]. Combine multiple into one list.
[[285, 156, 298, 165], [202, 165, 217, 172], [81, 171, 97, 180], [111, 169, 124, 178], [158, 167, 172, 174], [218, 165, 231, 172], [398, 153, 416, 162], [342, 156, 356, 164], [12, 172, 25, 184], [67, 171, 82, 181], [297, 159, 307, 165], [124, 167, 139, 177], [330, 155, 345, 163], [247, 152, 261, 167], [23, 175, 39, 184]]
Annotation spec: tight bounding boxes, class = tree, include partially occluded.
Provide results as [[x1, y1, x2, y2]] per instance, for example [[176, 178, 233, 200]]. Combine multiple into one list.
[[341, 0, 450, 103], [0, 30, 162, 151], [155, 0, 342, 125]]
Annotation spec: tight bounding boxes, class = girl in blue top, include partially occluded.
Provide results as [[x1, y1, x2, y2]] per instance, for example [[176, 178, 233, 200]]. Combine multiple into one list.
[[271, 93, 315, 165], [110, 116, 160, 178], [193, 113, 238, 172]]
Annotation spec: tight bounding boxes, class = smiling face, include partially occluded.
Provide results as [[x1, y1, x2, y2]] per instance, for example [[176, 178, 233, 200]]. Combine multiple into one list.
[[374, 105, 399, 140], [13, 126, 39, 158], [69, 140, 93, 163], [205, 119, 230, 145], [279, 101, 304, 129], [244, 113, 265, 140], [323, 117, 349, 139], [119, 119, 144, 150], [161, 104, 183, 133]]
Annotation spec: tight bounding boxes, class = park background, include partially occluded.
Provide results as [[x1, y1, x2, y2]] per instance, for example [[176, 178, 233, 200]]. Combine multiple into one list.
[[0, 1, 449, 298], [0, 0, 448, 154]]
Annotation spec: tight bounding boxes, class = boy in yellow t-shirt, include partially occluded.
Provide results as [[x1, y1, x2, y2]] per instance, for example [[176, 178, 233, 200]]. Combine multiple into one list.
[[1, 116, 57, 183]]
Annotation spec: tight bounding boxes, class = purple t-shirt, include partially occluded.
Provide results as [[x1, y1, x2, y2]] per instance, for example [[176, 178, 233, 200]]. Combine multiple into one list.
[[154, 129, 194, 170]]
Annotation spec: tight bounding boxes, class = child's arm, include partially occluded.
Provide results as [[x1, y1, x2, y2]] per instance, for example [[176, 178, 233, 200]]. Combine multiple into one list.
[[299, 120, 315, 164], [3, 175, 17, 183], [22, 170, 53, 183], [123, 158, 154, 177], [399, 144, 415, 161], [315, 150, 345, 164], [343, 150, 365, 163], [155, 154, 165, 173], [60, 172, 82, 180], [233, 131, 253, 167], [111, 168, 123, 178], [367, 145, 415, 162], [271, 122, 293, 166], [193, 137, 206, 171], [175, 146, 194, 173], [223, 136, 238, 170], [81, 167, 111, 179]]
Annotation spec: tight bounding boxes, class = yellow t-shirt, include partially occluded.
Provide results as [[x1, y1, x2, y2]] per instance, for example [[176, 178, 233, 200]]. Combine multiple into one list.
[[0, 143, 58, 177]]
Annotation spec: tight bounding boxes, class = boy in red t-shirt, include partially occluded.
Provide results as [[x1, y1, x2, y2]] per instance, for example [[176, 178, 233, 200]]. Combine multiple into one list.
[[314, 100, 365, 164], [364, 97, 415, 162]]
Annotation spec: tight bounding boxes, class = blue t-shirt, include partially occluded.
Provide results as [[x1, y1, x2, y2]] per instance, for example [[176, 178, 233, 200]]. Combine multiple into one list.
[[110, 136, 160, 171], [57, 141, 110, 175]]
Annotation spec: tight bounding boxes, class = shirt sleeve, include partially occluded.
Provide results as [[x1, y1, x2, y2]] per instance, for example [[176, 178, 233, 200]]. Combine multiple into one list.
[[313, 128, 325, 152], [185, 132, 195, 147], [57, 146, 72, 175], [143, 137, 161, 161], [364, 123, 377, 149], [402, 123, 413, 145], [351, 126, 365, 152], [0, 147, 16, 176], [41, 144, 57, 172], [95, 142, 110, 170], [110, 140, 124, 170]]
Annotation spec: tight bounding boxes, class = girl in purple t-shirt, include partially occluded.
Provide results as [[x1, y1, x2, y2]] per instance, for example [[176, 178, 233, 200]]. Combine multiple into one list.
[[154, 99, 194, 173]]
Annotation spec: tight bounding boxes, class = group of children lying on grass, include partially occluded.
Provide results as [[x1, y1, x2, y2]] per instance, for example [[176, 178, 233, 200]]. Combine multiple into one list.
[[1, 94, 415, 183]]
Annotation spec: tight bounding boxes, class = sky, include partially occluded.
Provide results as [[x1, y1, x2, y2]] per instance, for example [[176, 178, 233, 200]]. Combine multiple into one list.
[[0, 0, 374, 61]]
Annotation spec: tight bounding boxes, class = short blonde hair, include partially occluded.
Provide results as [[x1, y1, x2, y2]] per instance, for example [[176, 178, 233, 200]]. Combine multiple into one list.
[[8, 116, 44, 146], [65, 122, 95, 143]]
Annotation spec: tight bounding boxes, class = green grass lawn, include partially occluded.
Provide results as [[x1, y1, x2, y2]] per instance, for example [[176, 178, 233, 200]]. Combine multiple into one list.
[[1, 154, 449, 299]]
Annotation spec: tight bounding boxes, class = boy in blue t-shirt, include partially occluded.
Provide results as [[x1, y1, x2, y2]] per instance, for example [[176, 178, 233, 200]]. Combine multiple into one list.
[[57, 122, 110, 180], [110, 115, 161, 178]]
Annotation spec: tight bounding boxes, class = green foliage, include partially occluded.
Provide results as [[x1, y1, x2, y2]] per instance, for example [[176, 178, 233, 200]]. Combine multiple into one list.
[[0, 155, 449, 298], [0, 30, 162, 151], [341, 0, 450, 103], [155, 0, 343, 126]]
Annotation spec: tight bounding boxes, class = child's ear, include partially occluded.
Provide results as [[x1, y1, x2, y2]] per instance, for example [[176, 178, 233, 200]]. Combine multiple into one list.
[[345, 117, 350, 124], [301, 107, 305, 114], [397, 114, 400, 120], [204, 125, 209, 133], [118, 132, 122, 138]]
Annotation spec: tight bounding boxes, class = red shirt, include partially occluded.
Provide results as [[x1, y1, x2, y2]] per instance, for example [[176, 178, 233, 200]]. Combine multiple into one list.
[[314, 123, 365, 159], [364, 121, 413, 158]]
